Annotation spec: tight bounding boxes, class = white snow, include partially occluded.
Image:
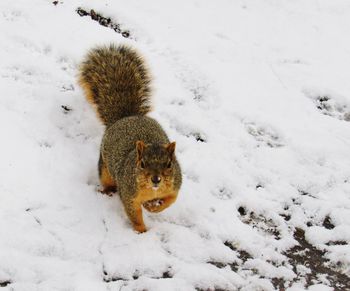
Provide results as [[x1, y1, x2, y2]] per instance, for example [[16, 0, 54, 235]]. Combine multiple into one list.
[[1, 0, 350, 290]]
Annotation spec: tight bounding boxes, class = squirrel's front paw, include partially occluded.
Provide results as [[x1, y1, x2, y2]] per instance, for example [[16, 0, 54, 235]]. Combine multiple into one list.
[[143, 199, 164, 212], [133, 223, 147, 233]]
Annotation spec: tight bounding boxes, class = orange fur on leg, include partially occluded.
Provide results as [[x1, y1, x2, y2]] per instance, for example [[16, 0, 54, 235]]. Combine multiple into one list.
[[100, 161, 117, 195], [122, 196, 146, 233]]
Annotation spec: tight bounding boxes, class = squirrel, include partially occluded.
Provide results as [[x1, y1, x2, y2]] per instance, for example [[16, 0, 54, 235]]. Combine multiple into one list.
[[78, 44, 182, 233]]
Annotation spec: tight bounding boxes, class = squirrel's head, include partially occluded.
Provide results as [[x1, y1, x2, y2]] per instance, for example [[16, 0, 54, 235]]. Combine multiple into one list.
[[135, 141, 176, 190]]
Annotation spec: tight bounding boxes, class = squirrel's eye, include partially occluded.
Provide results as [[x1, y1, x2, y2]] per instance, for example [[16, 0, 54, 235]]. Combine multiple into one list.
[[167, 161, 172, 168], [140, 160, 145, 169]]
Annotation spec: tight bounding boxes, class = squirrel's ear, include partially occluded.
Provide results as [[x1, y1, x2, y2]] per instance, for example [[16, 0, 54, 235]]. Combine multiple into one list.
[[166, 142, 176, 158], [136, 140, 145, 160]]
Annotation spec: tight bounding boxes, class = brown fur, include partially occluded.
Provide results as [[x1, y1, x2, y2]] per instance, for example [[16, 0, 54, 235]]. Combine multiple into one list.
[[78, 44, 151, 127], [78, 77, 104, 122], [78, 44, 182, 232]]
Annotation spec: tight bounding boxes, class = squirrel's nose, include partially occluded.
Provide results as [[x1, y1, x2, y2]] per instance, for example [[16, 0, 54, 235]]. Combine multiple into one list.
[[151, 175, 161, 184]]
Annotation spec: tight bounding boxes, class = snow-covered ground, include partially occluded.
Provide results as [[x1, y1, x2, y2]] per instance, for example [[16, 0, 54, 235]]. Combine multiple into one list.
[[1, 0, 350, 290]]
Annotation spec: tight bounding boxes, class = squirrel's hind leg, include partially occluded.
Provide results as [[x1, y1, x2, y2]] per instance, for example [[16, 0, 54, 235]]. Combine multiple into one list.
[[98, 153, 117, 195]]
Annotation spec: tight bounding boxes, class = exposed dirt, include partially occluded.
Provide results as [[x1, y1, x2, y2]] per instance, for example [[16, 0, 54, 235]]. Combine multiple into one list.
[[76, 8, 132, 39], [284, 228, 350, 291], [217, 209, 350, 291]]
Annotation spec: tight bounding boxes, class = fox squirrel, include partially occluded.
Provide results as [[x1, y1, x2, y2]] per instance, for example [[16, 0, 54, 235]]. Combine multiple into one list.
[[78, 44, 182, 233]]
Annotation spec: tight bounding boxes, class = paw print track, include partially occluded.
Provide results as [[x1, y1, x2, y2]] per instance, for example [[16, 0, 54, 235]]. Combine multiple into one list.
[[212, 186, 233, 200], [245, 121, 284, 148], [316, 96, 350, 121], [171, 121, 207, 143], [305, 90, 350, 121]]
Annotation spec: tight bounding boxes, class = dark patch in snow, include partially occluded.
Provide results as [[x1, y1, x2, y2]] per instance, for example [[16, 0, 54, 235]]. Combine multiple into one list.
[[194, 133, 206, 142], [185, 131, 207, 142], [322, 215, 335, 230], [207, 261, 227, 269], [297, 189, 317, 199], [132, 270, 140, 280], [186, 132, 206, 143], [270, 277, 286, 291], [103, 266, 173, 283], [306, 221, 313, 227], [284, 228, 350, 290], [52, 1, 64, 6], [0, 281, 11, 287], [237, 206, 246, 216], [122, 31, 130, 38], [223, 241, 253, 271], [280, 213, 291, 221], [102, 264, 127, 283], [103, 275, 126, 283], [239, 211, 281, 240], [161, 269, 173, 279], [76, 8, 132, 39], [235, 248, 252, 264], [219, 216, 349, 290], [61, 105, 72, 114], [298, 190, 308, 196], [326, 240, 348, 246], [196, 288, 228, 291]]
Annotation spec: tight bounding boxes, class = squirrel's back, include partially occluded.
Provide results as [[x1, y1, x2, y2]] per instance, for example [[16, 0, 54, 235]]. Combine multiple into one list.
[[78, 44, 151, 127], [101, 115, 170, 177]]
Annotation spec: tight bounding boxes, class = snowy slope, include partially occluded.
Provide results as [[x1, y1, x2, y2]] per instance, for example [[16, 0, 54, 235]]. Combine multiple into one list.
[[0, 0, 350, 290]]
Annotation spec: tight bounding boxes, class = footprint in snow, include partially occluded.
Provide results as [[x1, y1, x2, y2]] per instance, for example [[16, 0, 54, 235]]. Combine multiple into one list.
[[244, 121, 284, 148], [304, 89, 350, 122]]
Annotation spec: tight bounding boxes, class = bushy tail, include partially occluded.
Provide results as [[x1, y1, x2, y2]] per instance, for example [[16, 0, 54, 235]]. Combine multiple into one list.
[[78, 44, 151, 127]]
